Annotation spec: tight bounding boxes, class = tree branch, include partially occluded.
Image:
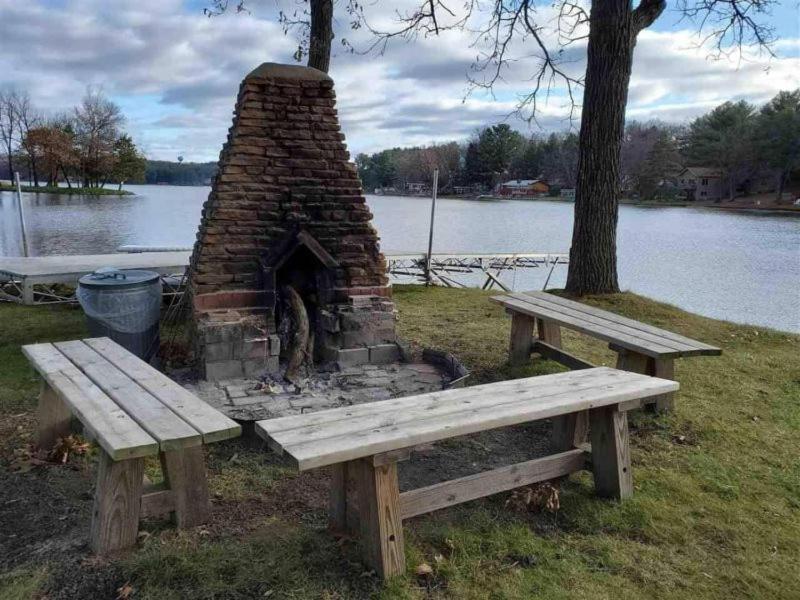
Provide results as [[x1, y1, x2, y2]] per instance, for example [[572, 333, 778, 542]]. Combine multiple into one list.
[[633, 0, 667, 34]]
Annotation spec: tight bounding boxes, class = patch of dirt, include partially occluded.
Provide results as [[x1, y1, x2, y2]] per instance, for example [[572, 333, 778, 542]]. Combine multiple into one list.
[[0, 465, 94, 571], [39, 556, 125, 600]]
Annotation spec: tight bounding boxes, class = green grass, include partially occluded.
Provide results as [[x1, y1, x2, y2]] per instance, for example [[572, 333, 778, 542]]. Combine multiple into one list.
[[0, 184, 132, 196], [0, 287, 798, 599]]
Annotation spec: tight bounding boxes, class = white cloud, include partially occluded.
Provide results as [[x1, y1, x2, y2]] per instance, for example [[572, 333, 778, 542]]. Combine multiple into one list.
[[0, 0, 796, 160]]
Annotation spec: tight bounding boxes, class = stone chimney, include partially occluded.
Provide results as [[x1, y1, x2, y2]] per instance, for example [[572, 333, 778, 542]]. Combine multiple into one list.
[[189, 63, 397, 381]]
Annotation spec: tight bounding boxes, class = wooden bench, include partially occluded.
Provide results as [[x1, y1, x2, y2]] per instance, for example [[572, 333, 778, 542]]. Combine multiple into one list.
[[22, 337, 241, 554], [491, 291, 721, 411], [255, 367, 678, 579]]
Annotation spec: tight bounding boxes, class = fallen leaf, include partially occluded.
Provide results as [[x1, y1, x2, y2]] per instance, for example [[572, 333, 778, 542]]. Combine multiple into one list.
[[415, 563, 434, 577], [116, 582, 134, 599]]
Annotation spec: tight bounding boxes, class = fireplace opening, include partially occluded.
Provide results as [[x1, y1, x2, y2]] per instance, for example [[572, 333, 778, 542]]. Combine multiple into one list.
[[274, 244, 332, 382]]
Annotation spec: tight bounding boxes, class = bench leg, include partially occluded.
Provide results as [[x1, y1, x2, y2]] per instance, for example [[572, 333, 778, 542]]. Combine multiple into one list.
[[329, 462, 360, 535], [355, 458, 405, 579], [537, 318, 562, 348], [160, 446, 210, 528], [552, 411, 589, 452], [615, 349, 676, 412], [37, 381, 72, 450], [508, 313, 535, 366], [651, 358, 675, 412], [589, 405, 633, 500], [90, 451, 144, 554]]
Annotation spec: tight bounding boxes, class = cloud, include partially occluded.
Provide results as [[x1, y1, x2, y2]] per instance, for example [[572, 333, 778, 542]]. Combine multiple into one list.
[[0, 0, 796, 160]]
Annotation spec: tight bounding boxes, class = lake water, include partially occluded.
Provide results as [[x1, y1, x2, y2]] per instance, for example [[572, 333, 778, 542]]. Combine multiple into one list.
[[1, 184, 798, 333]]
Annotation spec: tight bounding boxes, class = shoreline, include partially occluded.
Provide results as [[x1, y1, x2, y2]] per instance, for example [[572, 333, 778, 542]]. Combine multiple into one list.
[[0, 184, 133, 196]]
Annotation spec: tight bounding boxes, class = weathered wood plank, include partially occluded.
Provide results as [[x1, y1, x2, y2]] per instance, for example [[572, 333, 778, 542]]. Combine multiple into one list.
[[493, 296, 681, 357], [90, 452, 144, 554], [532, 340, 595, 370], [524, 291, 721, 354], [37, 380, 72, 450], [260, 368, 634, 449], [22, 343, 158, 460], [399, 449, 586, 519], [328, 463, 348, 533], [589, 405, 633, 499], [508, 313, 535, 366], [54, 341, 201, 451], [84, 337, 241, 443], [258, 369, 678, 471], [651, 358, 676, 412], [140, 489, 176, 520], [160, 446, 210, 528], [537, 319, 562, 348], [356, 459, 405, 578], [259, 367, 620, 439]]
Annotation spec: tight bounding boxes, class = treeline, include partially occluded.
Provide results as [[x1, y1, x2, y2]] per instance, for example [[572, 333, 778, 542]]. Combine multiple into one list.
[[356, 89, 799, 200], [144, 160, 217, 186], [0, 89, 146, 190]]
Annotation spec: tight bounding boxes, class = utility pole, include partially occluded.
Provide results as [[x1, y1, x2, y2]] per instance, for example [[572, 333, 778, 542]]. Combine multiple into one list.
[[425, 168, 439, 286], [15, 171, 29, 257]]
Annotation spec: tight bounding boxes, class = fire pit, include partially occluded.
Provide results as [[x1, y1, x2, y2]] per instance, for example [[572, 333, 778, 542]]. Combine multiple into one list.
[[188, 63, 399, 381], [185, 63, 466, 416]]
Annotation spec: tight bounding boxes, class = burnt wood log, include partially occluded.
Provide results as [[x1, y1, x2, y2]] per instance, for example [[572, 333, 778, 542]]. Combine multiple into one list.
[[281, 284, 310, 383]]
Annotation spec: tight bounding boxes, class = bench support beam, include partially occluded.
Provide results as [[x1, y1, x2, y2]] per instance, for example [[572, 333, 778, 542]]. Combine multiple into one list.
[[37, 381, 72, 450], [508, 313, 536, 366], [613, 346, 675, 412], [354, 458, 405, 578], [160, 446, 211, 528], [399, 449, 586, 519], [589, 405, 633, 499], [90, 452, 144, 554]]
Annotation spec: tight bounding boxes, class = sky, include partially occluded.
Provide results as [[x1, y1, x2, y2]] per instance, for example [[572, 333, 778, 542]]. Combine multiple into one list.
[[0, 0, 797, 162]]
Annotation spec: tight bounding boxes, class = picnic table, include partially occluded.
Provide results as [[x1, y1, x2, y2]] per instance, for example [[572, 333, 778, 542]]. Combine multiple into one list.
[[256, 367, 678, 578], [491, 291, 721, 412], [23, 337, 241, 554]]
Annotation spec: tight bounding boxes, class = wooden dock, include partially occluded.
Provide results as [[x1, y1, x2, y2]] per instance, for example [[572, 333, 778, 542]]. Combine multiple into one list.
[[0, 252, 191, 304], [0, 250, 568, 305]]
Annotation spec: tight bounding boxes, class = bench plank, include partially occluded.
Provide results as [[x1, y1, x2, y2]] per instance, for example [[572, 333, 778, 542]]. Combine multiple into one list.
[[264, 368, 632, 450], [22, 343, 158, 460], [522, 291, 721, 354], [84, 337, 241, 443], [494, 296, 683, 357], [494, 292, 720, 358], [53, 341, 201, 451], [257, 367, 678, 470]]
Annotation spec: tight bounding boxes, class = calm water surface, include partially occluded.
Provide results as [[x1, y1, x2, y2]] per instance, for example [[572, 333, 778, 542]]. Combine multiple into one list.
[[1, 184, 798, 332]]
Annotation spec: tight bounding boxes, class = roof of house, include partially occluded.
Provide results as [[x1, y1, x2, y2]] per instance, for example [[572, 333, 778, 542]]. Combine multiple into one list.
[[681, 167, 724, 178], [500, 179, 547, 188]]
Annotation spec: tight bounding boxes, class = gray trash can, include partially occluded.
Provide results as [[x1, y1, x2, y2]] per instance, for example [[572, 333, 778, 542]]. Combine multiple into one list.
[[77, 267, 162, 362]]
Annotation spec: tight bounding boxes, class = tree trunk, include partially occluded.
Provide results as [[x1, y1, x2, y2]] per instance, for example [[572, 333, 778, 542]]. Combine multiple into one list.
[[307, 0, 334, 73], [565, 0, 636, 295], [776, 169, 787, 202]]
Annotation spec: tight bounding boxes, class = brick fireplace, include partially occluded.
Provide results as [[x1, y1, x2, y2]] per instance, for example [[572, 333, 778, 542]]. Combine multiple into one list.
[[189, 63, 398, 381]]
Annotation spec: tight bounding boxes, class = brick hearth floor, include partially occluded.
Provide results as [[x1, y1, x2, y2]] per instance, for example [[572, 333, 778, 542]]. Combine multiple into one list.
[[183, 362, 448, 422]]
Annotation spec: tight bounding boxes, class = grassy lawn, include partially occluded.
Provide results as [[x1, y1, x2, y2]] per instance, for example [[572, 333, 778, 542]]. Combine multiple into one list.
[[0, 286, 798, 599]]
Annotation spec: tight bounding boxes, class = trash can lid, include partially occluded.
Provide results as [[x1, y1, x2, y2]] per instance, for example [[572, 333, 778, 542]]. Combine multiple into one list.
[[78, 267, 161, 289]]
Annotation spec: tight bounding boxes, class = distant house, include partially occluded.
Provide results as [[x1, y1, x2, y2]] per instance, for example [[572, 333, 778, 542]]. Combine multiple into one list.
[[678, 167, 724, 201], [406, 182, 428, 195], [496, 179, 549, 197]]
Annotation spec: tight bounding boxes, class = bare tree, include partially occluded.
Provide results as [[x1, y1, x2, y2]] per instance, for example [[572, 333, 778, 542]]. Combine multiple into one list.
[[354, 0, 778, 294], [74, 89, 124, 188], [12, 91, 42, 187], [0, 91, 16, 183]]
